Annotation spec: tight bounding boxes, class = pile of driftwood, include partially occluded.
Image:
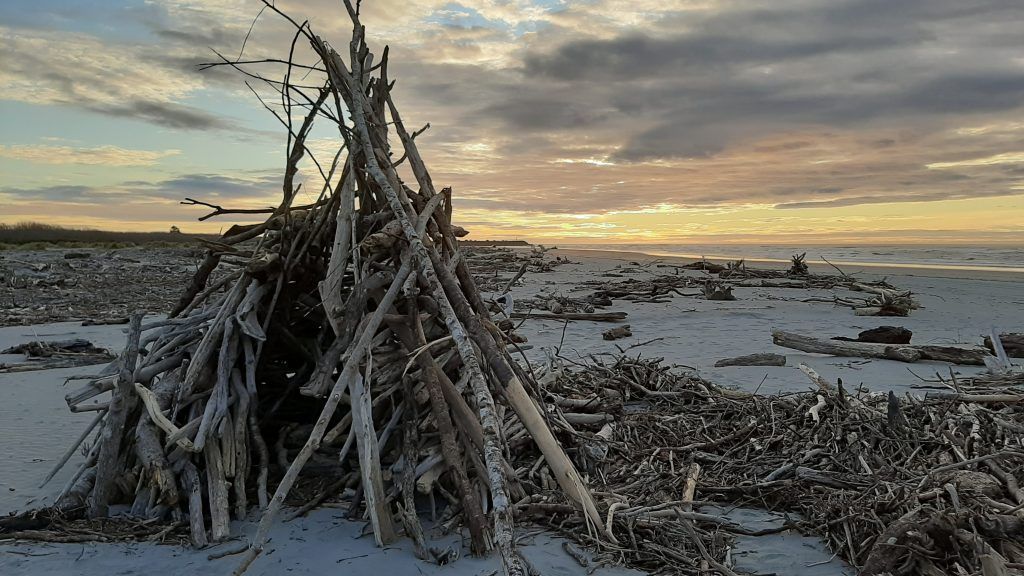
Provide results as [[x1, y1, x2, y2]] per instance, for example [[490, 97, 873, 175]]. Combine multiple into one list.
[[464, 246, 566, 293], [2, 5, 606, 575], [0, 248, 205, 327], [0, 339, 114, 373], [525, 355, 1024, 575], [581, 261, 919, 316]]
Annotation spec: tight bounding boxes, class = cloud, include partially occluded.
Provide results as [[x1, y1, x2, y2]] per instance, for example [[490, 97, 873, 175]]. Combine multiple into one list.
[[5, 0, 1024, 237], [0, 144, 181, 166], [512, 0, 1024, 161], [154, 27, 235, 47], [155, 173, 282, 200], [774, 190, 1023, 209], [927, 152, 1024, 169], [2, 172, 281, 204], [1, 185, 97, 202], [0, 24, 238, 130], [91, 101, 233, 130], [394, 0, 1024, 217]]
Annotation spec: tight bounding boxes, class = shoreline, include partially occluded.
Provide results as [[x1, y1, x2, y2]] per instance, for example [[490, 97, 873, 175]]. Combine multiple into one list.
[[548, 246, 1024, 282]]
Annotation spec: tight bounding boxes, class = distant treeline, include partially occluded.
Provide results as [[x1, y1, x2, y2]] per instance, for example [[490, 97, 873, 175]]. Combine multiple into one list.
[[0, 222, 529, 249], [459, 239, 530, 246], [0, 222, 217, 247]]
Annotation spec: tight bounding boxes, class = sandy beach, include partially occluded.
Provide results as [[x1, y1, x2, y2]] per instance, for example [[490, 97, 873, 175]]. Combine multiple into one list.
[[510, 248, 1022, 395], [3, 246, 1020, 575]]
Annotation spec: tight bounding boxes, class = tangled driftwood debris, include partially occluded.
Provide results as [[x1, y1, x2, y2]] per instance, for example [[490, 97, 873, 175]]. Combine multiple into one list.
[[0, 339, 115, 373], [788, 252, 809, 275], [525, 355, 1024, 575], [0, 248, 203, 327], [581, 261, 920, 316]]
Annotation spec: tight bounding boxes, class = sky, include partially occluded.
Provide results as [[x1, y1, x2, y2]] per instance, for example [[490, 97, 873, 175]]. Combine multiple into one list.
[[2, 0, 1024, 245]]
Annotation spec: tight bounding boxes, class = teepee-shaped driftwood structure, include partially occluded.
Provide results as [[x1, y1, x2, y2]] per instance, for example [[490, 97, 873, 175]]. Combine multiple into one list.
[[41, 3, 603, 574]]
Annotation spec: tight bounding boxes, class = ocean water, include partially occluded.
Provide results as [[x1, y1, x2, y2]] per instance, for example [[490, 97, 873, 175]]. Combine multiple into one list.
[[557, 243, 1024, 273]]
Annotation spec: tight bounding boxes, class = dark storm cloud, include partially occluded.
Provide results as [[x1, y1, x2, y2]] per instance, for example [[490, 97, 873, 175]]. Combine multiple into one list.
[[478, 97, 612, 129], [526, 0, 1023, 82], [2, 173, 281, 204], [88, 100, 234, 131], [502, 0, 1024, 162], [158, 173, 281, 197], [608, 70, 1024, 160], [775, 189, 1023, 209], [155, 27, 235, 47], [523, 30, 917, 83], [0, 185, 97, 202]]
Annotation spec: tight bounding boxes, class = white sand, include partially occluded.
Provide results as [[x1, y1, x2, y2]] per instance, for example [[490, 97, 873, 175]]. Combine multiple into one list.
[[0, 505, 647, 576], [1, 321, 136, 513], [6, 247, 1020, 575]]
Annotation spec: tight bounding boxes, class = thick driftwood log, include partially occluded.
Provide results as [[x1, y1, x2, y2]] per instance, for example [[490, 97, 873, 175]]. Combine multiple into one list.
[[833, 326, 912, 344], [714, 353, 787, 367], [87, 313, 143, 518], [512, 311, 628, 322], [603, 325, 632, 341], [181, 461, 207, 547], [985, 333, 1024, 358], [915, 345, 992, 365], [350, 372, 397, 546], [170, 252, 220, 318], [204, 439, 231, 541], [772, 330, 991, 365]]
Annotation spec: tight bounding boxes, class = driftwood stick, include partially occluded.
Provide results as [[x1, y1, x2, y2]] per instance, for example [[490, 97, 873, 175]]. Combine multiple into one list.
[[40, 409, 105, 488], [350, 370, 397, 546], [87, 313, 143, 518], [193, 318, 235, 452], [398, 377, 428, 559], [181, 461, 208, 547], [180, 276, 249, 401], [171, 252, 220, 318], [204, 439, 231, 542], [926, 393, 1024, 404], [319, 156, 354, 335], [231, 370, 250, 519], [502, 263, 529, 295], [242, 336, 269, 510], [681, 463, 701, 513]]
